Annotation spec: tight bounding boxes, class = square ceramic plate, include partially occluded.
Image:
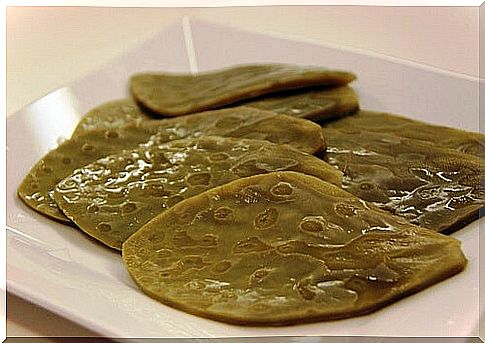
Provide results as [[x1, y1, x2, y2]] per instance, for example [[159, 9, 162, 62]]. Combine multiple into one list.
[[6, 18, 482, 339]]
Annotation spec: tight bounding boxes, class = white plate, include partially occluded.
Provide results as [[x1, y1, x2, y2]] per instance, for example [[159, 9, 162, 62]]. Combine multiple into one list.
[[6, 18, 482, 339]]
